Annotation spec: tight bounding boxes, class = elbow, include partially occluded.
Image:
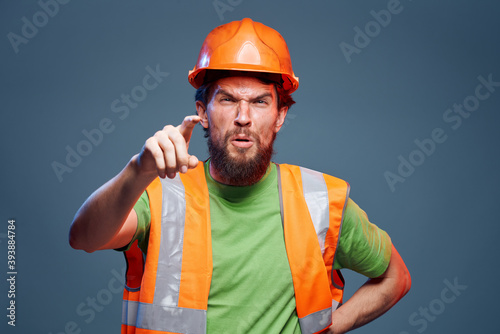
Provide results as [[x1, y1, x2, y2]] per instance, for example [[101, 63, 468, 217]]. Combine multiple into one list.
[[388, 243, 411, 299], [69, 237, 97, 253], [395, 259, 411, 300], [402, 266, 412, 297], [68, 231, 84, 251], [68, 219, 97, 253], [69, 236, 97, 253]]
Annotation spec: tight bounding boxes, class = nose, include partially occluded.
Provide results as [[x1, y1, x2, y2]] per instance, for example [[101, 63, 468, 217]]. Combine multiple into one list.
[[234, 101, 251, 127]]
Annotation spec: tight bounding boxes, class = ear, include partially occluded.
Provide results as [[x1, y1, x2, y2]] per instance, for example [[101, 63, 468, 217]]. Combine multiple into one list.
[[274, 106, 289, 132], [196, 101, 209, 129]]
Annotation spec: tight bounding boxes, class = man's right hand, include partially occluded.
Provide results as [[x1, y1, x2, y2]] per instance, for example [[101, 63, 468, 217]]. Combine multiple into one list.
[[69, 115, 202, 252], [135, 115, 202, 179]]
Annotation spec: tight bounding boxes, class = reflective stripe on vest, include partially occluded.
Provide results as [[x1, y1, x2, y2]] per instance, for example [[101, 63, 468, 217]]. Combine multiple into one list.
[[122, 162, 349, 334], [278, 164, 349, 334]]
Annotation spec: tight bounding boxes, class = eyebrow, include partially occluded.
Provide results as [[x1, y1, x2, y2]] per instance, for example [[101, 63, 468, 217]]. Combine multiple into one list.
[[216, 89, 273, 101]]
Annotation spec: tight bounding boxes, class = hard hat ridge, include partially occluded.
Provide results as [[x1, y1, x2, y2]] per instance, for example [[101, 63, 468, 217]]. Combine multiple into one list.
[[188, 18, 299, 93]]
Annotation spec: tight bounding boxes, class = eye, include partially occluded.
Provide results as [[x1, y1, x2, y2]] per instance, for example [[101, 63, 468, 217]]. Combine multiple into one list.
[[254, 99, 268, 105]]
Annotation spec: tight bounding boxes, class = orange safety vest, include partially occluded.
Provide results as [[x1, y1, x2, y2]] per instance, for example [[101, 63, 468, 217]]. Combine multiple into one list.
[[122, 162, 350, 334]]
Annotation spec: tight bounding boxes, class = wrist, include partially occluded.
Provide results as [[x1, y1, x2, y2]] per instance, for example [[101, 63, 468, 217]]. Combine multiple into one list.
[[129, 154, 157, 182], [123, 155, 158, 192]]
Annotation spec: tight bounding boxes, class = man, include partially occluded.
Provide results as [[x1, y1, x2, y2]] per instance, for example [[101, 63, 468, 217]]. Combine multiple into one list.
[[69, 18, 411, 334]]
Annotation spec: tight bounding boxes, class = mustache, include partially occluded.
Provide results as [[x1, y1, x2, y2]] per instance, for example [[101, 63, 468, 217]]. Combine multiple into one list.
[[223, 128, 260, 144]]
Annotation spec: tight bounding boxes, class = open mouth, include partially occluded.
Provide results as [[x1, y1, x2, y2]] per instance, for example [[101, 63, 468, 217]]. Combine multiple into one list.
[[231, 135, 253, 148]]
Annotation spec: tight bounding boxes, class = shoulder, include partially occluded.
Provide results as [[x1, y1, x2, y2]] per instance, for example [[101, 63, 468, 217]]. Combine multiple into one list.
[[276, 163, 350, 197], [276, 163, 348, 183]]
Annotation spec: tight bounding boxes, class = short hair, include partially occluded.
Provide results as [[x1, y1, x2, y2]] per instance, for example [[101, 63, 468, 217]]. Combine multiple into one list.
[[194, 74, 296, 111]]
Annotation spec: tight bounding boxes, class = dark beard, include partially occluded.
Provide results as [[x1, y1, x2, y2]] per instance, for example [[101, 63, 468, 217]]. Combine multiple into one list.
[[207, 127, 276, 186]]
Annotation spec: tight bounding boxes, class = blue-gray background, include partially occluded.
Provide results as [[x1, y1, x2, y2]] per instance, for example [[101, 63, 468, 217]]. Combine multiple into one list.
[[1, 0, 499, 333]]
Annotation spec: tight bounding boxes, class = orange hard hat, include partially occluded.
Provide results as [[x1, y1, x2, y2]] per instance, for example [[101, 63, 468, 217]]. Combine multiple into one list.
[[188, 18, 299, 93]]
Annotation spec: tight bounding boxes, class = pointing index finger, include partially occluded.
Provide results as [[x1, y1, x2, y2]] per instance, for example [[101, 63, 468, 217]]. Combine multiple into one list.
[[177, 115, 201, 140], [176, 116, 202, 152]]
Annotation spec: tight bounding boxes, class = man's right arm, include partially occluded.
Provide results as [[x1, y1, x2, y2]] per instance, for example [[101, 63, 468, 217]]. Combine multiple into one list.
[[68, 116, 201, 253]]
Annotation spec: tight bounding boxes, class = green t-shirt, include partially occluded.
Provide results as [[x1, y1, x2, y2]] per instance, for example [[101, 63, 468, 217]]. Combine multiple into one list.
[[127, 162, 391, 333]]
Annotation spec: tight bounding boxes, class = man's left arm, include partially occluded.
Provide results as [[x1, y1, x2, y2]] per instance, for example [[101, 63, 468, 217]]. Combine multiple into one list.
[[327, 243, 411, 333]]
